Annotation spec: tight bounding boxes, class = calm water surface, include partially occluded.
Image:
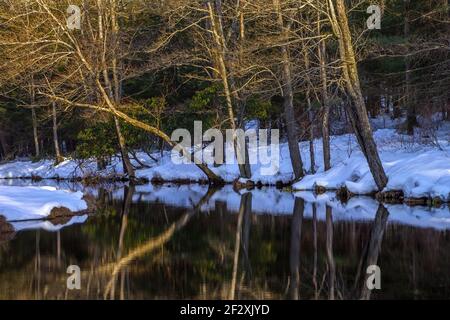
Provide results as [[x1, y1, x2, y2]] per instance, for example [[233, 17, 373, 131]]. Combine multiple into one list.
[[0, 181, 449, 300]]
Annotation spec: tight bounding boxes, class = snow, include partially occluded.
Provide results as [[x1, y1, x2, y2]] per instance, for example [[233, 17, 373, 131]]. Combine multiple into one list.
[[0, 120, 449, 200], [0, 186, 87, 221], [294, 128, 450, 199], [0, 157, 124, 180]]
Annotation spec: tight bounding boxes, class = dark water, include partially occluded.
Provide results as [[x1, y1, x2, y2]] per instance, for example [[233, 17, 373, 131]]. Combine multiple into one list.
[[1, 182, 450, 300]]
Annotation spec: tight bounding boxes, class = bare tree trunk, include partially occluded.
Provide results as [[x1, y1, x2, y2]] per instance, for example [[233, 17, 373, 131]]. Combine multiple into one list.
[[109, 0, 136, 180], [52, 102, 63, 164], [26, 9, 39, 159], [113, 116, 136, 180], [318, 16, 331, 171], [0, 128, 8, 159], [275, 0, 304, 180], [328, 0, 388, 190], [30, 77, 39, 158], [393, 98, 402, 119], [303, 38, 316, 174], [308, 107, 316, 174], [31, 106, 40, 158], [368, 95, 381, 118], [281, 46, 305, 181], [207, 0, 251, 179], [404, 0, 417, 135]]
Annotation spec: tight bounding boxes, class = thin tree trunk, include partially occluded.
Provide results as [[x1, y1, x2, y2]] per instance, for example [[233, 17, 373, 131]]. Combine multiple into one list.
[[328, 0, 388, 190], [308, 107, 316, 174], [275, 0, 304, 180], [303, 37, 316, 174], [31, 106, 40, 158], [368, 95, 381, 118], [0, 129, 9, 160], [27, 12, 39, 158], [52, 102, 63, 164], [404, 0, 417, 135], [318, 15, 331, 171], [109, 0, 136, 180], [113, 116, 136, 180], [393, 99, 402, 119], [30, 76, 40, 158]]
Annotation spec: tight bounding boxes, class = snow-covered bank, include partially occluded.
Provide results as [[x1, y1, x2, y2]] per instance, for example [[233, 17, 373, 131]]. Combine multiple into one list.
[[0, 186, 88, 221], [293, 128, 450, 200], [0, 124, 449, 200], [0, 157, 126, 180]]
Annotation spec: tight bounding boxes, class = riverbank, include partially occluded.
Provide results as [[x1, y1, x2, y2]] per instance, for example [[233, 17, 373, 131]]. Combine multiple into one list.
[[0, 125, 449, 202], [0, 185, 93, 243]]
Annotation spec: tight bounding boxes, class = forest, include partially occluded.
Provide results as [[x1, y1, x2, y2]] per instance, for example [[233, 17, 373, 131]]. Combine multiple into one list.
[[0, 0, 449, 196]]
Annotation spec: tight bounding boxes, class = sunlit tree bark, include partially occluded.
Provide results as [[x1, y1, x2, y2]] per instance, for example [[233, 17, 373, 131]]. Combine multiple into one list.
[[327, 0, 388, 190]]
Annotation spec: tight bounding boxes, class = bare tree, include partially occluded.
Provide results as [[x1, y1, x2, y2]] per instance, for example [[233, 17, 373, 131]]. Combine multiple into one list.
[[206, 0, 252, 179], [29, 77, 40, 158], [327, 0, 388, 190], [274, 0, 305, 180], [0, 0, 223, 183], [52, 101, 63, 163], [317, 12, 331, 171]]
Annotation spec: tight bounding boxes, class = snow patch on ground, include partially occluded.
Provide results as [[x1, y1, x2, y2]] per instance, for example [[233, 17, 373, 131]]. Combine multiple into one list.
[[0, 186, 87, 221]]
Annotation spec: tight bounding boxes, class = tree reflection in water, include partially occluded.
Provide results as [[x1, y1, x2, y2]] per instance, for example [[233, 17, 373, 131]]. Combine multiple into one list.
[[0, 185, 449, 300], [289, 198, 303, 300], [354, 204, 389, 300]]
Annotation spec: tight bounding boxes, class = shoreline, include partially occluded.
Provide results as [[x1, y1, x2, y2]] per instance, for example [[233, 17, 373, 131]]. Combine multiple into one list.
[[1, 176, 448, 206]]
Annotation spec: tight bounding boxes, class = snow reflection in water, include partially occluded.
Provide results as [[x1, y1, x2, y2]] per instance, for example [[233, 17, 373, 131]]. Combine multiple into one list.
[[0, 180, 449, 231], [0, 181, 449, 299]]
